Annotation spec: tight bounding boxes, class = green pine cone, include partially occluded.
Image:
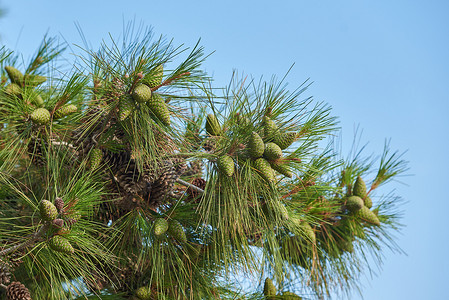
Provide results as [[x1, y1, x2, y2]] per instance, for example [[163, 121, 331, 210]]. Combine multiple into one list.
[[39, 200, 58, 221], [153, 218, 169, 236], [5, 66, 24, 85], [300, 221, 316, 244], [168, 220, 187, 243], [30, 108, 51, 125], [119, 94, 135, 121], [147, 93, 170, 126], [248, 131, 265, 158], [54, 104, 77, 119], [364, 196, 373, 209], [254, 158, 275, 183], [31, 94, 44, 107], [205, 114, 222, 136], [143, 64, 163, 88], [236, 113, 250, 126], [353, 176, 367, 197], [217, 155, 234, 177], [4, 83, 21, 96], [135, 286, 152, 300], [48, 235, 74, 255], [132, 83, 152, 103], [24, 74, 47, 87], [262, 116, 278, 141], [263, 278, 277, 297], [89, 148, 103, 170], [356, 206, 380, 226], [270, 160, 293, 178], [263, 142, 283, 161], [273, 132, 297, 150], [337, 238, 354, 253], [281, 291, 302, 300], [345, 195, 364, 212]]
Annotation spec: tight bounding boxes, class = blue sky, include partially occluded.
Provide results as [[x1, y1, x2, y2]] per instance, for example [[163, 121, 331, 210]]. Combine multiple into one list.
[[1, 1, 448, 299]]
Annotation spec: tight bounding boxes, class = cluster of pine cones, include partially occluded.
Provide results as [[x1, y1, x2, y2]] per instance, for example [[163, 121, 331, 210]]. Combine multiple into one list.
[[69, 68, 189, 220], [206, 113, 298, 181]]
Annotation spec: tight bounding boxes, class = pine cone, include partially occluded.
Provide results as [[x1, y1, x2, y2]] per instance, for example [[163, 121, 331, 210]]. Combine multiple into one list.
[[148, 159, 185, 207], [263, 142, 283, 161], [6, 281, 32, 300], [0, 260, 11, 285], [254, 158, 275, 183], [119, 94, 135, 121], [353, 176, 367, 198], [30, 108, 51, 125], [263, 278, 276, 298], [262, 116, 278, 141], [186, 178, 206, 199], [132, 84, 152, 103], [4, 66, 24, 85], [167, 220, 187, 243], [248, 131, 264, 158], [39, 200, 58, 222], [0, 251, 23, 269], [205, 114, 222, 136], [149, 170, 175, 207], [273, 132, 297, 150], [54, 104, 77, 119], [102, 150, 131, 172], [143, 64, 163, 88], [116, 160, 148, 194], [54, 197, 64, 212], [146, 93, 170, 126], [217, 155, 234, 177]]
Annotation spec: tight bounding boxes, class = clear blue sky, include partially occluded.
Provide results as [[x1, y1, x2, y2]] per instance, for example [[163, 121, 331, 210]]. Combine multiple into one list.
[[1, 1, 448, 299]]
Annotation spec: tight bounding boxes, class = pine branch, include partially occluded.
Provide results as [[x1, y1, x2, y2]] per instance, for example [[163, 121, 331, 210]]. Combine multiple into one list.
[[0, 224, 49, 257]]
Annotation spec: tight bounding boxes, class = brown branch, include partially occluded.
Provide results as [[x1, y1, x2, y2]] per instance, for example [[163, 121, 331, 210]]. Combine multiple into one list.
[[176, 178, 204, 194], [151, 72, 190, 92]]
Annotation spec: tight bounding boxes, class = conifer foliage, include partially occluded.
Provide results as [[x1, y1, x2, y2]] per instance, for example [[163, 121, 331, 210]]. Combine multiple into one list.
[[0, 27, 408, 299]]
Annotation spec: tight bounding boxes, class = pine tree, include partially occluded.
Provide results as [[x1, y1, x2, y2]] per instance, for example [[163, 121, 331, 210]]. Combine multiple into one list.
[[0, 26, 408, 299]]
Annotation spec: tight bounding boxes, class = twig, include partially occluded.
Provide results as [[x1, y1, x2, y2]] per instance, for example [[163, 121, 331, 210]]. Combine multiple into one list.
[[0, 224, 49, 257], [0, 283, 7, 290], [176, 178, 204, 194]]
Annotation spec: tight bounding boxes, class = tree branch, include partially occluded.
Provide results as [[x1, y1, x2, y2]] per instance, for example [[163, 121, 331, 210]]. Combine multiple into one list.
[[176, 178, 204, 194]]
